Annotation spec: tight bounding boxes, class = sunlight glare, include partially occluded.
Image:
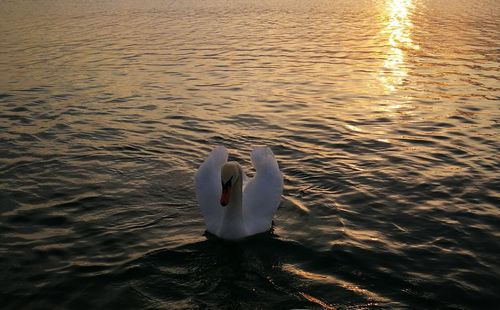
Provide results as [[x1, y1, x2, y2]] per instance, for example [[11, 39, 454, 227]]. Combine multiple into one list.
[[379, 0, 419, 92]]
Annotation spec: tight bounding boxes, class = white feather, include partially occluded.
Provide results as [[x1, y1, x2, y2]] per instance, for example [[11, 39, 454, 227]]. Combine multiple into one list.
[[194, 146, 228, 234], [194, 146, 283, 239]]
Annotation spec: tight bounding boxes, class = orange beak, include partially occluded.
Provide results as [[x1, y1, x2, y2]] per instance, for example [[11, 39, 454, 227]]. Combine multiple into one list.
[[220, 187, 231, 206]]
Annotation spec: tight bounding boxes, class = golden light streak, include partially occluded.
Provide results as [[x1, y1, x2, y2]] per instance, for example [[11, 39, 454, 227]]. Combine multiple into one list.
[[283, 264, 392, 304], [379, 0, 419, 92]]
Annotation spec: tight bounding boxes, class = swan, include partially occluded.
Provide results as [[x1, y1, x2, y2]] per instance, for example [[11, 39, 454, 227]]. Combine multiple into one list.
[[194, 146, 283, 240]]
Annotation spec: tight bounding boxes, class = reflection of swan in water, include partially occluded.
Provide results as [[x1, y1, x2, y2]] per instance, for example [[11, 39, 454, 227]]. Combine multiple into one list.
[[195, 146, 283, 240], [121, 237, 326, 309]]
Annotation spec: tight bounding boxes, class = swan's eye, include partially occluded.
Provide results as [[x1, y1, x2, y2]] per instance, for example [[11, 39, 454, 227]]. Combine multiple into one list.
[[221, 176, 233, 189]]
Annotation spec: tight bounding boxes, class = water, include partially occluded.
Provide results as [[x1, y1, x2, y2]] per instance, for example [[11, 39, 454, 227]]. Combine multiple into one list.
[[1, 0, 499, 308]]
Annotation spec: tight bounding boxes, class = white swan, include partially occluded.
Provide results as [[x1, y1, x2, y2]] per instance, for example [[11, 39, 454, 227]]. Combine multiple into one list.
[[194, 146, 283, 240]]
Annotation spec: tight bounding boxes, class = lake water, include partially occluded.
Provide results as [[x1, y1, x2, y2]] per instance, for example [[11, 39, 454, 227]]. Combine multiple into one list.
[[1, 0, 499, 308]]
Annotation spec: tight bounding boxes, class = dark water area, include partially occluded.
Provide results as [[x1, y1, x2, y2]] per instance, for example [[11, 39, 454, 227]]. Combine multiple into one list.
[[1, 0, 499, 309]]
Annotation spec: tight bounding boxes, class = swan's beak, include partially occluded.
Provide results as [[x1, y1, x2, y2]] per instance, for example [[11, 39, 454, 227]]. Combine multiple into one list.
[[220, 187, 231, 207]]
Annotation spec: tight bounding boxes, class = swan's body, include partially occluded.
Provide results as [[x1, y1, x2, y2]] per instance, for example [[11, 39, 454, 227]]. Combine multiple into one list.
[[194, 146, 283, 240]]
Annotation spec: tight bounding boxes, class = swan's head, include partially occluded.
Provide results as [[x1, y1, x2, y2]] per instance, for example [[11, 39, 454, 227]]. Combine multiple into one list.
[[220, 162, 240, 207]]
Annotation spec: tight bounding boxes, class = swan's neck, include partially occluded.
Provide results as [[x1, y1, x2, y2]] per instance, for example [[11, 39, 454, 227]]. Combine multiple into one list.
[[218, 168, 247, 239]]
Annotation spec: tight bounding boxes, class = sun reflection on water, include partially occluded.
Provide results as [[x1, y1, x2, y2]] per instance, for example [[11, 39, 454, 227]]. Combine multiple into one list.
[[379, 0, 419, 92]]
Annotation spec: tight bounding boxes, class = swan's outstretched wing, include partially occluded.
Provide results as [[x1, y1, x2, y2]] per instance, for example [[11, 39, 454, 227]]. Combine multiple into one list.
[[194, 146, 227, 234], [243, 146, 283, 235]]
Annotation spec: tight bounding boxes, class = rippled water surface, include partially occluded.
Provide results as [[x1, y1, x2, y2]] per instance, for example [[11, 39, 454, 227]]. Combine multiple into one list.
[[1, 0, 499, 309]]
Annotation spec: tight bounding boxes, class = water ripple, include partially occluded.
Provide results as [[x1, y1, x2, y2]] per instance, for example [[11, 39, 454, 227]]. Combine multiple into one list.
[[1, 0, 499, 309]]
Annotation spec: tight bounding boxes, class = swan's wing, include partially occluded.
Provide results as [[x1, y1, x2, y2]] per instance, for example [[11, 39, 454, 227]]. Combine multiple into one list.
[[194, 146, 227, 234], [242, 171, 250, 189], [243, 146, 283, 235]]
